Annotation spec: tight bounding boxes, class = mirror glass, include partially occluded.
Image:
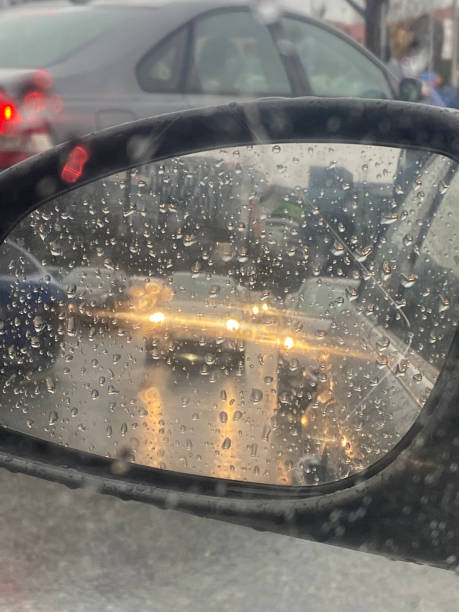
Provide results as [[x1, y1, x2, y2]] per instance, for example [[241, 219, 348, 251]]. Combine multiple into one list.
[[1, 142, 458, 486]]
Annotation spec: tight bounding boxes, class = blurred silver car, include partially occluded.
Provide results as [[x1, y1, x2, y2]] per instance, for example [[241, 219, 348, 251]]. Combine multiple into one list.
[[0, 0, 400, 168]]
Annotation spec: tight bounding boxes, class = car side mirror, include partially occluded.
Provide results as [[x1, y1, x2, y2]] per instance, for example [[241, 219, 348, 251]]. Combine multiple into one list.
[[0, 98, 458, 571], [399, 77, 423, 102]]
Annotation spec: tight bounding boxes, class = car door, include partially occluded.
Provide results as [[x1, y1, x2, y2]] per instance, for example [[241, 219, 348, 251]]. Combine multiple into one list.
[[183, 9, 297, 108], [277, 16, 395, 100]]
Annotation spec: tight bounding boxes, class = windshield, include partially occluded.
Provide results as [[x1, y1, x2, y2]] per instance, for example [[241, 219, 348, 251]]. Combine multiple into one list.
[[0, 7, 131, 68]]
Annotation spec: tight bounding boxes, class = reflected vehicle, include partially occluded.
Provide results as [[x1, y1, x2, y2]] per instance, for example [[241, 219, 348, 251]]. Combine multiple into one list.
[[143, 272, 249, 371], [0, 0, 404, 168], [0, 239, 65, 370]]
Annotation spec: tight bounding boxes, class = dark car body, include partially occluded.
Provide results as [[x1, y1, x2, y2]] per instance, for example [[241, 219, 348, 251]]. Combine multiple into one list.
[[0, 240, 66, 369]]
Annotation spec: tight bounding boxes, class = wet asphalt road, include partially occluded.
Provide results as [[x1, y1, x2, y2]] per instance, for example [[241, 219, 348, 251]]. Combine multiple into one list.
[[0, 468, 459, 611]]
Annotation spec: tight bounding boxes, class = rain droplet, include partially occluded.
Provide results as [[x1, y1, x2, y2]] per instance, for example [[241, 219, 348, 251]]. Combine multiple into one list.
[[332, 241, 345, 256], [45, 378, 55, 394], [439, 181, 449, 195], [403, 234, 414, 247], [65, 284, 77, 299], [233, 410, 243, 422], [382, 261, 392, 279], [251, 388, 263, 404], [439, 296, 450, 313], [346, 287, 359, 301], [272, 144, 281, 154], [401, 274, 418, 288], [219, 411, 228, 424], [48, 411, 58, 426], [33, 315, 45, 333], [376, 337, 391, 351], [381, 213, 398, 225], [120, 423, 128, 436], [222, 437, 232, 450], [354, 246, 372, 262]]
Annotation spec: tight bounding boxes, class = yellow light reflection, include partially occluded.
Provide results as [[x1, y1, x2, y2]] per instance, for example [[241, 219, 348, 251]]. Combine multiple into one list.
[[149, 311, 165, 324], [226, 319, 240, 332], [284, 336, 295, 350]]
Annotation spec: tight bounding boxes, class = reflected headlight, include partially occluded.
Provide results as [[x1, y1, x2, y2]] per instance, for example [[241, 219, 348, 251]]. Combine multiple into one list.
[[284, 336, 294, 350], [226, 319, 240, 332], [149, 312, 165, 324]]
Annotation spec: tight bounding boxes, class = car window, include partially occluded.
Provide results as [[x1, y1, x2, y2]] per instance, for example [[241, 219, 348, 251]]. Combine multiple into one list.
[[137, 27, 188, 94], [280, 17, 393, 99], [0, 7, 131, 68], [186, 11, 292, 96]]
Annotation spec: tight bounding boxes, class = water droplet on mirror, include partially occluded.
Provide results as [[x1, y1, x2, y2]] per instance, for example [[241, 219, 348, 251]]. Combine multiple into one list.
[[272, 144, 281, 154], [439, 181, 449, 195], [33, 315, 45, 333], [346, 287, 359, 301], [332, 241, 345, 256], [45, 378, 55, 394], [48, 411, 58, 426], [30, 337, 40, 349], [401, 274, 418, 288], [65, 284, 77, 299], [251, 388, 263, 404], [222, 437, 232, 450], [382, 261, 392, 279], [376, 337, 390, 351], [403, 234, 414, 247], [439, 296, 450, 313], [376, 355, 389, 368], [381, 213, 398, 225], [219, 411, 228, 424], [354, 246, 372, 262]]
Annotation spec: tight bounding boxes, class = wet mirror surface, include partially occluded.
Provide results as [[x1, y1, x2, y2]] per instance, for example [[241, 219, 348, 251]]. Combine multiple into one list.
[[0, 142, 458, 486]]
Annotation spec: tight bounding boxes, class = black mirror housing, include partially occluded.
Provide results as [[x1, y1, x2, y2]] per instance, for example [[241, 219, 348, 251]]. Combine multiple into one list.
[[1, 97, 459, 571]]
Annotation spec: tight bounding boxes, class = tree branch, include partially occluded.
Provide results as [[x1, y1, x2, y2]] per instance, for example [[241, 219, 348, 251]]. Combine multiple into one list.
[[343, 0, 366, 18]]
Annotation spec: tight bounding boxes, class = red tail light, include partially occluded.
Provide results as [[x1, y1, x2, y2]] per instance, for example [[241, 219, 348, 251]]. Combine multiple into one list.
[[0, 72, 60, 170], [0, 97, 21, 134]]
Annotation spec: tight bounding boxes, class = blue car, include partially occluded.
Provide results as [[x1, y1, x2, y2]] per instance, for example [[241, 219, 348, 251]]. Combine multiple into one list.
[[0, 239, 66, 370]]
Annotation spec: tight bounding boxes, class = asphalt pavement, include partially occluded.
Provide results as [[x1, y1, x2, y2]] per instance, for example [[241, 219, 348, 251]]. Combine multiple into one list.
[[0, 468, 458, 611]]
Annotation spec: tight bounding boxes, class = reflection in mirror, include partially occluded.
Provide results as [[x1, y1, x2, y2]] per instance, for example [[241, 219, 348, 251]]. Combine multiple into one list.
[[0, 143, 457, 486]]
